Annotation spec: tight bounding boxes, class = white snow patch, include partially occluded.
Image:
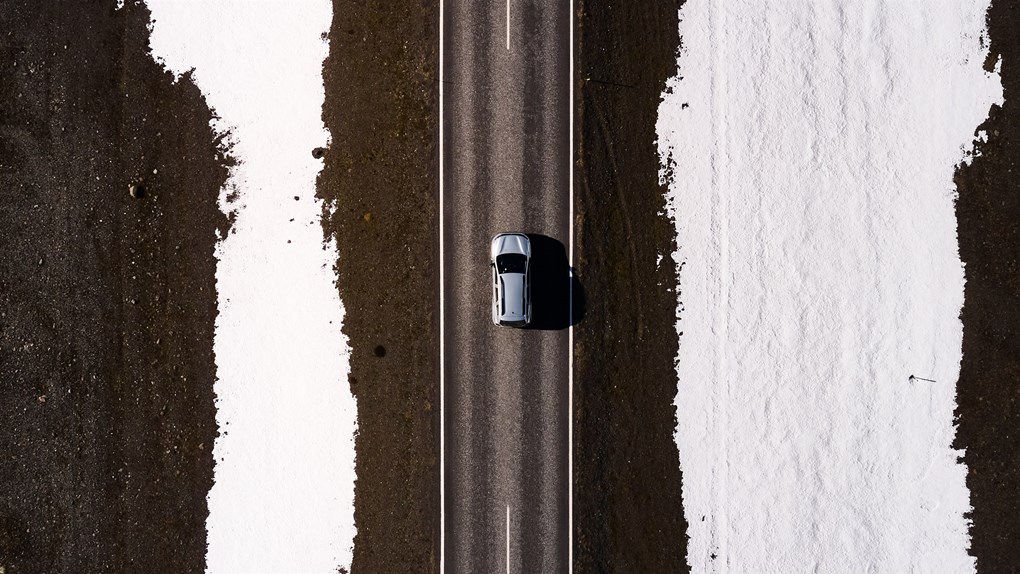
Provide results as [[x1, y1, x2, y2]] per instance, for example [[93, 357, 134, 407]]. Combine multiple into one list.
[[658, 1, 1001, 572], [147, 1, 356, 572]]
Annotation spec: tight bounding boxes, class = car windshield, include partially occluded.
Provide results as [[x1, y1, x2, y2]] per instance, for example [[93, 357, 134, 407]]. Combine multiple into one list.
[[496, 253, 527, 274]]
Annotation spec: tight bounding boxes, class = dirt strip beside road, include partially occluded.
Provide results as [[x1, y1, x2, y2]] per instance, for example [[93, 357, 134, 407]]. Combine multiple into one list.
[[0, 1, 227, 571], [953, 3, 1020, 572], [317, 0, 440, 571], [573, 1, 689, 572]]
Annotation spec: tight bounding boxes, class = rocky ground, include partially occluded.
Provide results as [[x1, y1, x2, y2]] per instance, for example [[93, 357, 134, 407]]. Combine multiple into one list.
[[0, 1, 226, 572]]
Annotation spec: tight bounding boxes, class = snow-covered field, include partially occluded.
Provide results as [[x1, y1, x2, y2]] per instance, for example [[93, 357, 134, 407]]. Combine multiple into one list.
[[147, 1, 357, 572], [658, 0, 1001, 571]]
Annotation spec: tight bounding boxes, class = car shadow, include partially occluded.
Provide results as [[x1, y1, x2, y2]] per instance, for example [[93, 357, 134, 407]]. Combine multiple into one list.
[[526, 234, 585, 330]]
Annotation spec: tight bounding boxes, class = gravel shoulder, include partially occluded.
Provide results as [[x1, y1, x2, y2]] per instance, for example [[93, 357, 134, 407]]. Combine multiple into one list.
[[0, 1, 227, 571], [317, 0, 440, 571], [573, 1, 689, 571], [953, 2, 1020, 571]]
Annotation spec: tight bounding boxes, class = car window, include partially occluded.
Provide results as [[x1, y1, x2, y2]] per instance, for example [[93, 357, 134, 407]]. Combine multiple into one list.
[[499, 277, 506, 315], [496, 253, 526, 274]]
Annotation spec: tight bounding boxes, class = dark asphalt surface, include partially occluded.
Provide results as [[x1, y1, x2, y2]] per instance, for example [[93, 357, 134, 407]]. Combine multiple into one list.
[[442, 0, 570, 571]]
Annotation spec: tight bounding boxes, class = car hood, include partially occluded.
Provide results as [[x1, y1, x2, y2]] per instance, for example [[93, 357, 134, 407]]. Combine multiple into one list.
[[491, 234, 530, 259]]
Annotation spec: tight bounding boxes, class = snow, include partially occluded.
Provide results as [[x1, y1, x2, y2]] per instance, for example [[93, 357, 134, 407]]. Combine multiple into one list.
[[657, 1, 1001, 572], [146, 1, 356, 572]]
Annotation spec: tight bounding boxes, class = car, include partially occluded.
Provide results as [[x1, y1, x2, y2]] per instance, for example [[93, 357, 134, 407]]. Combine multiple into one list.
[[491, 233, 532, 327]]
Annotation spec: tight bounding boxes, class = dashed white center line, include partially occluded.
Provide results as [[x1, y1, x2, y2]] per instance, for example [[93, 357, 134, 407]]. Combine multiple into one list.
[[506, 0, 510, 50], [506, 504, 511, 574]]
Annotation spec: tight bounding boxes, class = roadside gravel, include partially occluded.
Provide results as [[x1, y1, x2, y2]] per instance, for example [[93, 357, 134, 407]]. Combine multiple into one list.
[[318, 0, 440, 571], [573, 1, 688, 571]]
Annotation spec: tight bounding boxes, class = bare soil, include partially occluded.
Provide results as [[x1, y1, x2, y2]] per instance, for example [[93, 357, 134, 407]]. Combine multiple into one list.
[[573, 1, 689, 572], [0, 1, 227, 572], [317, 0, 440, 571], [953, 2, 1020, 572]]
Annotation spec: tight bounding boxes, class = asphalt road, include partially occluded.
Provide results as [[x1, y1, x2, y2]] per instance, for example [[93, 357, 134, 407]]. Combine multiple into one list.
[[442, 0, 571, 571]]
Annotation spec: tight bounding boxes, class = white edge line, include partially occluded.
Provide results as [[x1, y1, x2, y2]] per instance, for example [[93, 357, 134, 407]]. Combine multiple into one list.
[[439, 0, 445, 569], [567, 0, 575, 570]]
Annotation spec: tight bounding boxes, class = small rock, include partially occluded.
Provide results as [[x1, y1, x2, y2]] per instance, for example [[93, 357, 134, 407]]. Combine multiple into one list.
[[129, 183, 144, 199], [363, 211, 372, 223], [312, 147, 326, 159]]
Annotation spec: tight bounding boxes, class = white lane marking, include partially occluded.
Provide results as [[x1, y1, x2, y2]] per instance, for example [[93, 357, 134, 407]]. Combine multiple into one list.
[[506, 505, 511, 574], [438, 0, 446, 570], [506, 0, 511, 51], [567, 0, 574, 569]]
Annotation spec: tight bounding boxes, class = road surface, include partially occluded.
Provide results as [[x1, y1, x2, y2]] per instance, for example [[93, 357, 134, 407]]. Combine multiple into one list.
[[442, 0, 571, 571]]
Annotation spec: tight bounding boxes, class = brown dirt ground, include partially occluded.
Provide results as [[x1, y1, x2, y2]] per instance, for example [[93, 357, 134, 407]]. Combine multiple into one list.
[[317, 0, 440, 571], [953, 2, 1020, 572], [0, 0, 227, 572], [573, 1, 689, 572]]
